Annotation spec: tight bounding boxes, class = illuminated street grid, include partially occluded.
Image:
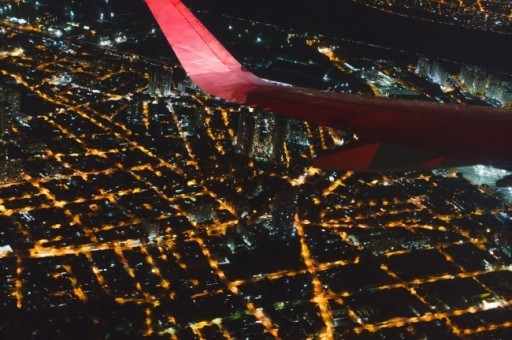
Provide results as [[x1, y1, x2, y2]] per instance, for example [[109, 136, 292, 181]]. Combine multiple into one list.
[[0, 18, 512, 340], [353, 0, 512, 34]]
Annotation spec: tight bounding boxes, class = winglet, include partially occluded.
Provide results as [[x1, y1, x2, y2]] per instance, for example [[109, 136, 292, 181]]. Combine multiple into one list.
[[145, 0, 269, 102]]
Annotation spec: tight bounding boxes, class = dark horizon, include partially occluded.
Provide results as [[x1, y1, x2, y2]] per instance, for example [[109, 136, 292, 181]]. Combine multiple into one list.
[[184, 0, 512, 73]]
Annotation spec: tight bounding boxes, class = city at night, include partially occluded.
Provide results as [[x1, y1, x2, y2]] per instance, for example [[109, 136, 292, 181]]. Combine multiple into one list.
[[0, 0, 511, 338]]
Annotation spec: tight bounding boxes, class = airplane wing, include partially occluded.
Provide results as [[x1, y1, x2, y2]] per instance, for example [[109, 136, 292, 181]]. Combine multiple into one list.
[[145, 0, 512, 171]]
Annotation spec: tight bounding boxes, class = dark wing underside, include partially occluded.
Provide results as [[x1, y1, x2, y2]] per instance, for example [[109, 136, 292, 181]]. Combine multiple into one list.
[[145, 0, 512, 171]]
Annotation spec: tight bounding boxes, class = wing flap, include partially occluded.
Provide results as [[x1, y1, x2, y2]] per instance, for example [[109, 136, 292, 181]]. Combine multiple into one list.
[[312, 141, 467, 172]]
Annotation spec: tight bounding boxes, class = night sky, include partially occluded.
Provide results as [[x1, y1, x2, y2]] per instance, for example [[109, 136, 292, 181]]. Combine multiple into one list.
[[184, 0, 512, 72]]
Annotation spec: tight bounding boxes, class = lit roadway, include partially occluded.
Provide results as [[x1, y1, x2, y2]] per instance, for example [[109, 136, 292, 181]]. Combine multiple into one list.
[[353, 0, 512, 34], [0, 20, 511, 338]]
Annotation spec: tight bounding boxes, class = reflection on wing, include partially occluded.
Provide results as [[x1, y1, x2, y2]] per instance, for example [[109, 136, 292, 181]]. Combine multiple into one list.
[[145, 0, 512, 171]]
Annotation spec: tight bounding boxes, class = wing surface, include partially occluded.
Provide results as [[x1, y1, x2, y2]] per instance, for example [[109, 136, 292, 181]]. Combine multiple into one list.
[[145, 0, 512, 171], [145, 0, 270, 102]]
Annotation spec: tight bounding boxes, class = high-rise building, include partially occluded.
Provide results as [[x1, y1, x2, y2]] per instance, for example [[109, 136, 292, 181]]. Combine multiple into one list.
[[0, 78, 19, 138], [416, 58, 451, 89], [486, 78, 500, 100], [176, 105, 198, 137], [0, 147, 20, 183], [460, 65, 512, 105], [250, 113, 276, 161], [236, 109, 288, 162], [126, 98, 143, 126], [235, 108, 255, 156], [459, 65, 472, 86], [472, 74, 488, 95], [500, 87, 512, 106], [286, 120, 309, 146], [415, 57, 432, 77], [460, 65, 490, 95], [270, 188, 299, 241], [148, 69, 173, 96], [431, 60, 449, 88], [0, 76, 20, 183], [177, 78, 197, 93], [495, 219, 512, 258], [271, 116, 288, 163]]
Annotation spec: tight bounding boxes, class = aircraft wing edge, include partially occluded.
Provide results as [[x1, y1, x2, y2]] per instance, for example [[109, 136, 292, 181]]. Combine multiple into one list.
[[145, 0, 270, 102]]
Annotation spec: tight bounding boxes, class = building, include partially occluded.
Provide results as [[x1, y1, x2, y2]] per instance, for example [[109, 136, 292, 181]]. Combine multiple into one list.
[[235, 108, 255, 156], [270, 188, 299, 241], [285, 119, 309, 146], [270, 116, 288, 163], [460, 65, 489, 95], [126, 98, 143, 126], [415, 57, 431, 76], [236, 109, 288, 163], [461, 65, 512, 105], [148, 69, 173, 97], [416, 58, 451, 89], [0, 148, 21, 183], [0, 77, 19, 137], [177, 78, 197, 93], [0, 76, 20, 183], [495, 219, 512, 258], [430, 60, 449, 88], [249, 112, 275, 161], [175, 105, 198, 137]]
